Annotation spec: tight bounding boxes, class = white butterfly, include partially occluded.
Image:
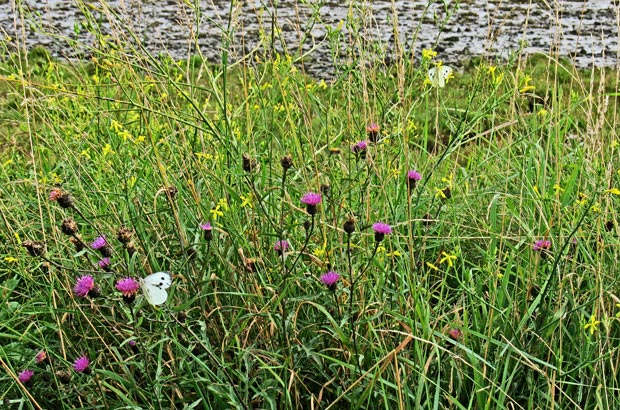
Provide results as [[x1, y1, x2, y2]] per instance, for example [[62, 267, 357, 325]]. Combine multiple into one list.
[[140, 272, 172, 305], [428, 66, 453, 88]]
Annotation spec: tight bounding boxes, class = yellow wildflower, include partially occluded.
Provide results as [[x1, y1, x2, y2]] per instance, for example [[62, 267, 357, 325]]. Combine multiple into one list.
[[605, 188, 620, 195], [4, 256, 18, 263], [422, 49, 437, 60], [102, 144, 114, 157], [426, 262, 439, 271], [519, 75, 535, 93], [210, 205, 224, 221], [584, 314, 601, 335], [439, 251, 457, 267], [240, 194, 253, 208]]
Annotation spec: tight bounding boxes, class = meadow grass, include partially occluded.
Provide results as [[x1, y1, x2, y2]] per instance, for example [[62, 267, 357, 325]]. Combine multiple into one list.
[[1, 1, 620, 409]]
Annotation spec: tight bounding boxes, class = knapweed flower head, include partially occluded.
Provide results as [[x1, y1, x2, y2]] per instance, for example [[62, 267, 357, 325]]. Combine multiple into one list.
[[280, 155, 293, 171], [320, 271, 341, 291], [73, 275, 95, 298], [448, 328, 463, 340], [35, 350, 47, 364], [343, 217, 356, 235], [372, 222, 392, 242], [18, 369, 34, 384], [57, 192, 75, 209], [91, 236, 107, 250], [301, 192, 322, 215], [352, 140, 368, 157], [200, 222, 213, 241], [533, 239, 552, 259], [49, 187, 63, 201], [22, 240, 46, 257], [533, 239, 551, 251], [117, 227, 133, 244], [116, 277, 140, 303], [92, 235, 112, 257], [128, 339, 139, 353], [61, 218, 79, 236], [366, 122, 380, 142], [274, 240, 290, 255], [73, 355, 91, 374], [98, 257, 111, 270], [407, 170, 422, 191]]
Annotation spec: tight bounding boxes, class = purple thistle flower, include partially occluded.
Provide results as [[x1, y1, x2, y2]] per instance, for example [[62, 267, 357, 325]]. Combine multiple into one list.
[[352, 140, 369, 157], [73, 275, 95, 298], [116, 277, 140, 300], [128, 339, 139, 353], [301, 192, 322, 206], [372, 222, 392, 242], [301, 192, 322, 215], [407, 170, 422, 181], [73, 356, 90, 374], [533, 239, 551, 251], [320, 271, 341, 290], [366, 122, 380, 142], [98, 257, 111, 269], [274, 240, 290, 255], [35, 351, 47, 364], [91, 236, 107, 250], [49, 187, 63, 201], [407, 170, 422, 191], [200, 222, 213, 241], [533, 239, 552, 259], [18, 369, 34, 384]]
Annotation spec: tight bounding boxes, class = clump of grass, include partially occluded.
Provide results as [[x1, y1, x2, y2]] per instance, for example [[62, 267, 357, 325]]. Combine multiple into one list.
[[1, 1, 620, 409]]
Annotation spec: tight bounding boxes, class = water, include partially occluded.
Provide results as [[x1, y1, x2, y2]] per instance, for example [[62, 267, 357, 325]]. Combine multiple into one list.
[[2, 1, 618, 77]]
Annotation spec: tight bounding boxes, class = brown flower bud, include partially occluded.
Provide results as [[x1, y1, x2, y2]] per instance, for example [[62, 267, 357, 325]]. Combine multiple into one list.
[[280, 155, 293, 170], [22, 240, 46, 257], [117, 227, 133, 244], [343, 218, 355, 234], [242, 153, 257, 173], [61, 218, 79, 236], [57, 193, 74, 208]]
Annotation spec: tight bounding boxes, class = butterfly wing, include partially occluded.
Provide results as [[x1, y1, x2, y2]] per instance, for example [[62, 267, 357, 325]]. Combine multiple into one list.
[[428, 68, 437, 87], [428, 66, 453, 88], [141, 272, 172, 305], [439, 66, 453, 88]]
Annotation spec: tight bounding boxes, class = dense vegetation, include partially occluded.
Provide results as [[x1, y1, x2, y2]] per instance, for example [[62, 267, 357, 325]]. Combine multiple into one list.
[[1, 1, 619, 409]]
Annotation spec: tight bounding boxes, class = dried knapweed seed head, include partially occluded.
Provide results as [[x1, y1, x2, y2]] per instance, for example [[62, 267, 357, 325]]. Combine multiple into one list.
[[22, 240, 46, 257], [343, 217, 355, 235], [61, 218, 79, 236], [117, 227, 133, 244], [166, 186, 178, 199], [55, 370, 72, 384], [280, 155, 293, 171], [242, 153, 257, 173], [605, 220, 615, 232], [70, 236, 85, 252], [186, 247, 197, 260], [125, 241, 137, 257], [57, 193, 74, 209]]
